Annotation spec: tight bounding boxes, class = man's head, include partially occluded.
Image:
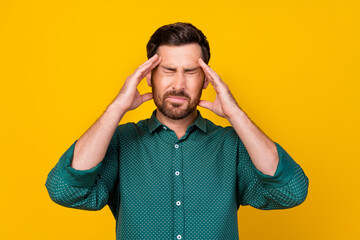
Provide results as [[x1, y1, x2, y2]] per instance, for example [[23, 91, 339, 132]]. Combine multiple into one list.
[[146, 22, 210, 65], [145, 22, 211, 120]]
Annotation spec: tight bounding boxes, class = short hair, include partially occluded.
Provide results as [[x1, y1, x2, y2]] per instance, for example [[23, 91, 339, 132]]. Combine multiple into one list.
[[146, 22, 211, 64]]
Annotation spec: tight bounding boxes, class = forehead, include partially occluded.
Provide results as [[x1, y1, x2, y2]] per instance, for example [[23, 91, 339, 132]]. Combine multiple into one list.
[[156, 43, 202, 68]]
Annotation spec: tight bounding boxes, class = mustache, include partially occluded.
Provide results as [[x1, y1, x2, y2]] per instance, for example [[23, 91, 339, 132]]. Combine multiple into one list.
[[163, 90, 191, 100]]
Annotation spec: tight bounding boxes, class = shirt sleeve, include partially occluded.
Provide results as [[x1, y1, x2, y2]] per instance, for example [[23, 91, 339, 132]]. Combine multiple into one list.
[[45, 127, 120, 211], [236, 140, 309, 210]]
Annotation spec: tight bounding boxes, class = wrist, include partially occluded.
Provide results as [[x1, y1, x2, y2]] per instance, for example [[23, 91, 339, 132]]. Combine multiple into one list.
[[107, 99, 127, 119], [226, 107, 247, 123]]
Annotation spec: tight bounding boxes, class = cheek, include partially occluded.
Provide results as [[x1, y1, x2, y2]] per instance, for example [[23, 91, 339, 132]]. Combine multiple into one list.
[[186, 75, 204, 89], [152, 75, 171, 89], [156, 73, 175, 83]]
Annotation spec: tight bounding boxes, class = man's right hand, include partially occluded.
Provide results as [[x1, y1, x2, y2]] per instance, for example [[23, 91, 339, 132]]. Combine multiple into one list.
[[71, 54, 161, 171], [112, 54, 162, 113]]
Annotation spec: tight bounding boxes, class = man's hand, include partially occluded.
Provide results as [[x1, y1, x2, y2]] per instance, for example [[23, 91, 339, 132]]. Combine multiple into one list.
[[197, 58, 241, 120], [198, 58, 279, 176], [71, 54, 162, 171], [113, 54, 162, 112]]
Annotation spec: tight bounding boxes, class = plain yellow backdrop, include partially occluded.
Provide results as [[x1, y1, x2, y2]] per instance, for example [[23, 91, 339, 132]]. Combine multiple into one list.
[[1, 0, 359, 239]]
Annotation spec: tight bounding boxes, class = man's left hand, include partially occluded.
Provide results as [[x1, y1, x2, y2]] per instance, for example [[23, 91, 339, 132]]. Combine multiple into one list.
[[198, 58, 242, 120]]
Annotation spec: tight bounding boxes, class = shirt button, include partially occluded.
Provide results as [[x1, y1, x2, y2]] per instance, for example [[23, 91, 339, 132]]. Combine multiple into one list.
[[176, 201, 181, 206], [174, 144, 179, 149], [177, 235, 182, 239], [175, 171, 180, 176], [163, 126, 167, 130]]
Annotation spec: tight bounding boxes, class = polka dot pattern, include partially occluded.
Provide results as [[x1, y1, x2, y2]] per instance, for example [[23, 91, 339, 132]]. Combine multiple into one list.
[[46, 110, 309, 239]]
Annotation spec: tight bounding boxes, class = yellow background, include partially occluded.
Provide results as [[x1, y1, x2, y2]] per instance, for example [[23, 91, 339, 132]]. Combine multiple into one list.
[[1, 0, 359, 239]]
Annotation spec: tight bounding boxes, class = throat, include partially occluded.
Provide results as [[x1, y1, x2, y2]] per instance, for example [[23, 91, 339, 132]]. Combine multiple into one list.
[[156, 109, 197, 139]]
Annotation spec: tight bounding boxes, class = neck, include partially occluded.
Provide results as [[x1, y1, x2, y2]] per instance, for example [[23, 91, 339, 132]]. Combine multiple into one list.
[[156, 109, 198, 139]]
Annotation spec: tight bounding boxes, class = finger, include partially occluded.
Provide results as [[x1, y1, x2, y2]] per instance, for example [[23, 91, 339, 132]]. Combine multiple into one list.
[[199, 58, 228, 94], [131, 56, 162, 86], [132, 54, 159, 78], [198, 58, 219, 82], [198, 59, 217, 87], [137, 54, 159, 69], [198, 100, 213, 110], [198, 58, 222, 89], [198, 58, 222, 79], [135, 56, 162, 83], [140, 92, 153, 103], [149, 55, 162, 71], [137, 54, 161, 74]]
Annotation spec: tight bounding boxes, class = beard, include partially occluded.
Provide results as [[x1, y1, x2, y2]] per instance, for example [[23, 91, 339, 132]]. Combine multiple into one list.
[[153, 88, 202, 120]]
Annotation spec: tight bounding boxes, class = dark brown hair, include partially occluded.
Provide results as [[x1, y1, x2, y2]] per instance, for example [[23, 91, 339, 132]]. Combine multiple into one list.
[[146, 22, 210, 64]]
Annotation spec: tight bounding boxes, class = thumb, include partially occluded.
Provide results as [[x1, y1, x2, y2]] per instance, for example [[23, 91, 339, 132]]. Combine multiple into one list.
[[140, 92, 153, 104], [198, 100, 213, 110]]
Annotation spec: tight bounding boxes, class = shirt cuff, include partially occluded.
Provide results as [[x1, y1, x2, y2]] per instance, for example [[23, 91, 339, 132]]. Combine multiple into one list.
[[58, 140, 103, 187], [251, 141, 296, 188]]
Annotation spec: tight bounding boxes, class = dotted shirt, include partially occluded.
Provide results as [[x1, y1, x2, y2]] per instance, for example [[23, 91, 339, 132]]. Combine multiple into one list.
[[45, 110, 309, 240]]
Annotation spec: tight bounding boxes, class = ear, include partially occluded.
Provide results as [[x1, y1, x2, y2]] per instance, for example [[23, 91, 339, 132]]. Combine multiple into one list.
[[146, 72, 152, 87], [203, 76, 210, 89]]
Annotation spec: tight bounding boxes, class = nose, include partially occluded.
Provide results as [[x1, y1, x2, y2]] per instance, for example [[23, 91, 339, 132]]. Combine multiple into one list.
[[172, 72, 186, 90]]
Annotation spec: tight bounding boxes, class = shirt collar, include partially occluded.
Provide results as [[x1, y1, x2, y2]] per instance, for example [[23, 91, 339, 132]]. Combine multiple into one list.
[[148, 109, 207, 134], [192, 110, 207, 133], [148, 110, 162, 133]]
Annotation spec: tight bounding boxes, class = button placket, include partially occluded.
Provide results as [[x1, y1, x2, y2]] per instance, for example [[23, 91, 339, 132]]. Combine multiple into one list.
[[173, 141, 184, 239]]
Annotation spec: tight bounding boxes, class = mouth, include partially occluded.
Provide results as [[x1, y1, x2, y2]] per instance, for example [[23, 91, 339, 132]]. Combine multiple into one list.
[[166, 96, 188, 104]]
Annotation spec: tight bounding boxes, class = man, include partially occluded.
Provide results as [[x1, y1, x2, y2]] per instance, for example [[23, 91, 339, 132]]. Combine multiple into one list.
[[46, 22, 309, 239]]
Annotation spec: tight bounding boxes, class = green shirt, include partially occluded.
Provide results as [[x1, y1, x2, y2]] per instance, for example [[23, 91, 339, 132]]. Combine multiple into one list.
[[45, 110, 309, 240]]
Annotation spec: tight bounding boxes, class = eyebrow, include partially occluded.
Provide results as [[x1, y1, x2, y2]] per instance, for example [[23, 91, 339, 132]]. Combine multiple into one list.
[[161, 66, 200, 72]]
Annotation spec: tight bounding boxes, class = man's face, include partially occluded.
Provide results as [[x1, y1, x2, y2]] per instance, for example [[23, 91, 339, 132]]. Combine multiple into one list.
[[147, 43, 208, 120]]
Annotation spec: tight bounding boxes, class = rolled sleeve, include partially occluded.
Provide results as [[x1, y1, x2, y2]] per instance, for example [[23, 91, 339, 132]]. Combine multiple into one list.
[[251, 141, 296, 188], [237, 138, 309, 209], [58, 140, 103, 187]]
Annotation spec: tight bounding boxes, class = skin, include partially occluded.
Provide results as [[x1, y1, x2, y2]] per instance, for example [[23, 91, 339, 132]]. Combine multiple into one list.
[[145, 43, 209, 138], [196, 57, 279, 176], [72, 43, 279, 176]]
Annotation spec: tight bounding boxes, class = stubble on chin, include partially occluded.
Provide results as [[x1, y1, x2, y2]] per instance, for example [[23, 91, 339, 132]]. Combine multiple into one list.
[[152, 87, 202, 120], [157, 98, 194, 120]]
